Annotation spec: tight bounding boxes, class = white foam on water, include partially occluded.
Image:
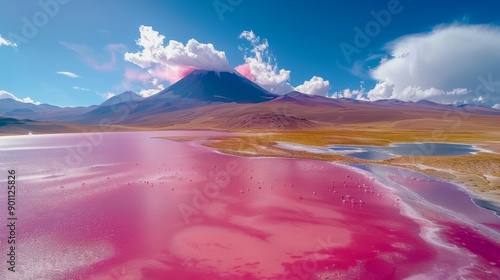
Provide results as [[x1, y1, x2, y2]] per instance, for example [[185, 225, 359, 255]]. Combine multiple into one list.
[[397, 198, 458, 250], [275, 141, 335, 154]]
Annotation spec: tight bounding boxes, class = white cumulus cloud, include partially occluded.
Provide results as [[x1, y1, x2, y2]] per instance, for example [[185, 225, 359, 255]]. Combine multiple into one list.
[[366, 81, 394, 100], [0, 90, 40, 105], [125, 25, 231, 85], [332, 82, 367, 100], [367, 82, 469, 102], [369, 24, 500, 106], [237, 30, 293, 94], [138, 84, 165, 98], [237, 30, 330, 96], [295, 76, 330, 96]]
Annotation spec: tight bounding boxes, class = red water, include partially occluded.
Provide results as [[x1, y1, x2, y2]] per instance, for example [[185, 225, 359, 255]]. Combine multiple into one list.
[[0, 131, 498, 279]]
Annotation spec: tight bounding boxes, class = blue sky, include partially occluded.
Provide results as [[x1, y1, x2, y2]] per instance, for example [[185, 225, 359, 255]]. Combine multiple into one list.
[[1, 0, 500, 107]]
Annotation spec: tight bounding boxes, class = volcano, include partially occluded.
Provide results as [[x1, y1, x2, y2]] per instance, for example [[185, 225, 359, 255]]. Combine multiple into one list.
[[152, 70, 278, 103], [80, 70, 279, 124]]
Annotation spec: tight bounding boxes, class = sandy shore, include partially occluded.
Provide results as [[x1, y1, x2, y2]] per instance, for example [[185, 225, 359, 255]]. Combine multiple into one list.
[[384, 153, 500, 204]]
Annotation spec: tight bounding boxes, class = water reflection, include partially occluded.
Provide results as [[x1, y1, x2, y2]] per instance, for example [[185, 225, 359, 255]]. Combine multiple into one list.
[[332, 142, 479, 160]]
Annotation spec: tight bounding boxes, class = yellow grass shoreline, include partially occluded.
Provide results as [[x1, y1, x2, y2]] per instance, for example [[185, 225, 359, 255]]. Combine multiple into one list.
[[160, 129, 500, 205]]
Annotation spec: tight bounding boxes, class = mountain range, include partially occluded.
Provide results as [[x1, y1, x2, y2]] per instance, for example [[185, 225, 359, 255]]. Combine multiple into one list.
[[1, 69, 499, 134]]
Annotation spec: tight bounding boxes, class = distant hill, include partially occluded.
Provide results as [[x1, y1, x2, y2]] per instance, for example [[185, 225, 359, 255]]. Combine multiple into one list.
[[0, 117, 26, 127], [226, 112, 316, 129], [100, 91, 144, 106], [2, 70, 499, 131], [0, 98, 58, 114]]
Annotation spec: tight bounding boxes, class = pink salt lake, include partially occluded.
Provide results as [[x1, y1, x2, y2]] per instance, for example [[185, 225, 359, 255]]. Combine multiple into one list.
[[0, 131, 498, 279]]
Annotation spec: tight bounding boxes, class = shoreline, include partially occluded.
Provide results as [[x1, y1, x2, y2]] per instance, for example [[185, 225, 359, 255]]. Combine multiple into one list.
[[277, 141, 500, 205], [351, 164, 500, 240], [191, 136, 500, 239], [196, 136, 500, 212], [388, 161, 500, 205]]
